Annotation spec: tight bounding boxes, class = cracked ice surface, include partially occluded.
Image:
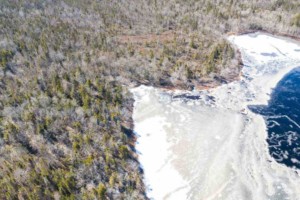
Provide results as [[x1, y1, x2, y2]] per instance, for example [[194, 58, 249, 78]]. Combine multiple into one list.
[[131, 33, 300, 200]]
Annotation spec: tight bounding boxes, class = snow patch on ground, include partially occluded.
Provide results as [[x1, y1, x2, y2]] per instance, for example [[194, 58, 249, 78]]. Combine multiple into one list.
[[131, 33, 300, 200]]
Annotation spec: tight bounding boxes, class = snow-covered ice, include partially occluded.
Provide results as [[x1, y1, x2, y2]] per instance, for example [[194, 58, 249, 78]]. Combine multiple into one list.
[[131, 33, 300, 200]]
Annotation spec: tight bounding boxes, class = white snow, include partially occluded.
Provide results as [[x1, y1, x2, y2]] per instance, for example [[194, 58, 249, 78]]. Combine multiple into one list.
[[131, 32, 300, 200]]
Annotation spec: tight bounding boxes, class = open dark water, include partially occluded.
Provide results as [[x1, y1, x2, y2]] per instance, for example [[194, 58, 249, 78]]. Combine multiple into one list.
[[249, 67, 300, 169]]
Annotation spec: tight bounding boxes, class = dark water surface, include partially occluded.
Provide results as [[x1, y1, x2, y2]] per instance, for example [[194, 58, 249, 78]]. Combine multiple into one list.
[[249, 67, 300, 169]]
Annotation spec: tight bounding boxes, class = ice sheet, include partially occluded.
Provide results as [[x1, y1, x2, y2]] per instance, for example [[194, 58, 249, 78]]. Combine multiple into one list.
[[131, 33, 300, 200]]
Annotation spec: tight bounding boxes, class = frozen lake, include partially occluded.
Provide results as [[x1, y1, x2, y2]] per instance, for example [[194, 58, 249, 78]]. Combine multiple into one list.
[[131, 33, 300, 200], [250, 67, 300, 169]]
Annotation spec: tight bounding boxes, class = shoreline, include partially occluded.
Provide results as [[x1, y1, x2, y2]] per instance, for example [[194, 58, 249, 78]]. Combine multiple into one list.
[[130, 30, 300, 95], [129, 48, 243, 93], [131, 32, 300, 199], [229, 29, 300, 42], [128, 30, 300, 185]]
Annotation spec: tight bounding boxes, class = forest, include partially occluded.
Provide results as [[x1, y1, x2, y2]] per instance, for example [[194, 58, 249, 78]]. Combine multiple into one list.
[[0, 0, 299, 199]]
